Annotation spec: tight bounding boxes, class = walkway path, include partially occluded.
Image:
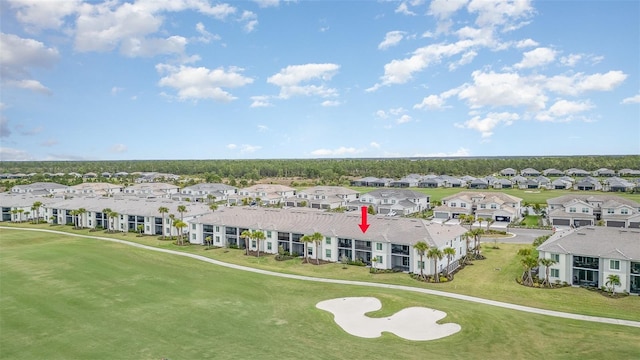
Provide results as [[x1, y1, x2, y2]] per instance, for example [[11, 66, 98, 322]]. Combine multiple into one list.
[[3, 226, 639, 329]]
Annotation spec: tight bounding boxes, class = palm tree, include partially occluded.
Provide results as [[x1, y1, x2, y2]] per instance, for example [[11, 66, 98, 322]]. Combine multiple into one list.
[[209, 203, 218, 212], [443, 247, 456, 278], [69, 209, 78, 228], [300, 235, 314, 263], [32, 201, 42, 223], [427, 247, 444, 282], [177, 205, 187, 222], [11, 209, 18, 222], [413, 241, 429, 279], [468, 228, 485, 258], [538, 258, 557, 287], [158, 206, 169, 239], [206, 194, 217, 204], [25, 211, 31, 223], [252, 230, 266, 257], [605, 274, 621, 296], [109, 211, 119, 232], [517, 248, 538, 287], [77, 208, 86, 228], [240, 230, 253, 255], [486, 218, 495, 231], [17, 209, 24, 223], [309, 232, 324, 265], [168, 214, 176, 239], [102, 208, 112, 230], [174, 220, 187, 245]]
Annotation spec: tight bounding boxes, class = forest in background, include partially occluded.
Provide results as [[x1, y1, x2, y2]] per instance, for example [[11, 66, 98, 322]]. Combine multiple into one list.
[[1, 155, 638, 182]]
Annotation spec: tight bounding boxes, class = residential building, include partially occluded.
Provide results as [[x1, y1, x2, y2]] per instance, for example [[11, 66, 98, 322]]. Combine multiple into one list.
[[228, 184, 296, 206], [189, 206, 467, 275], [574, 177, 602, 191], [469, 178, 489, 189], [66, 182, 124, 197], [566, 168, 590, 177], [602, 177, 635, 192], [543, 168, 564, 177], [618, 169, 640, 176], [537, 227, 640, 295], [10, 182, 68, 196], [0, 193, 60, 222], [593, 168, 616, 177], [500, 168, 516, 177], [172, 183, 238, 202], [290, 186, 359, 209], [349, 189, 430, 215], [350, 177, 380, 187], [433, 191, 522, 223], [492, 178, 513, 189], [521, 168, 541, 177], [123, 183, 179, 198], [547, 194, 640, 228]]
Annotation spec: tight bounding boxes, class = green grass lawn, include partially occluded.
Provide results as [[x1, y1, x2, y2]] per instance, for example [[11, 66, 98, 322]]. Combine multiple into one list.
[[1, 229, 639, 360], [520, 215, 541, 226], [346, 186, 640, 204]]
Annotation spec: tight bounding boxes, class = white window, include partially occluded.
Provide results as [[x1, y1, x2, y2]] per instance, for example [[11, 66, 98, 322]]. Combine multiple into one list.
[[551, 254, 560, 262], [215, 236, 220, 243], [491, 204, 497, 209], [610, 260, 620, 270], [418, 261, 425, 269], [480, 204, 486, 209], [621, 209, 629, 215], [582, 208, 589, 213], [192, 234, 196, 240], [325, 249, 331, 258], [325, 237, 331, 245], [461, 203, 466, 208], [215, 226, 220, 232], [376, 255, 383, 264], [607, 209, 614, 214], [308, 247, 313, 255], [267, 231, 272, 238], [267, 242, 272, 250], [550, 269, 559, 277], [569, 207, 576, 213], [451, 203, 457, 207], [376, 243, 383, 251], [192, 224, 196, 230]]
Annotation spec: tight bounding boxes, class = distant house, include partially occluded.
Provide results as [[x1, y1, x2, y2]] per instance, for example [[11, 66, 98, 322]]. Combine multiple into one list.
[[11, 182, 69, 196], [391, 176, 419, 188], [469, 178, 489, 189], [123, 183, 179, 199], [350, 177, 379, 187], [369, 178, 393, 187], [547, 194, 640, 228], [229, 184, 296, 206], [550, 178, 572, 190], [292, 186, 359, 209], [537, 226, 640, 295], [574, 177, 602, 191], [433, 191, 522, 223], [173, 183, 238, 202], [566, 168, 590, 177], [350, 189, 429, 215], [618, 169, 640, 177], [521, 168, 541, 177], [417, 177, 444, 188], [520, 179, 539, 190], [510, 175, 528, 185], [593, 168, 616, 177], [500, 168, 517, 177], [67, 182, 123, 197], [492, 178, 512, 189], [603, 177, 635, 192], [543, 168, 564, 177]]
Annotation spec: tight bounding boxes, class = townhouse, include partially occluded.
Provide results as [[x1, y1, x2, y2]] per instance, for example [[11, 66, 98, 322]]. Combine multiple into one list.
[[537, 227, 640, 295], [289, 186, 360, 209], [41, 197, 210, 236], [433, 191, 522, 223], [0, 193, 60, 222], [10, 182, 69, 196], [190, 206, 467, 275], [123, 182, 180, 198], [172, 183, 238, 202], [228, 184, 296, 206], [66, 182, 124, 197], [348, 189, 430, 216], [547, 195, 640, 228]]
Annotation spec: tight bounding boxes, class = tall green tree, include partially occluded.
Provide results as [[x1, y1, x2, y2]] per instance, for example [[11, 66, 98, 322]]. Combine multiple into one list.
[[309, 232, 324, 265], [300, 235, 314, 263], [177, 205, 187, 221], [413, 241, 429, 279], [252, 230, 266, 257], [108, 211, 119, 233], [174, 220, 187, 245], [32, 201, 43, 223], [240, 230, 253, 255], [101, 208, 112, 230], [427, 247, 444, 282], [158, 206, 169, 239]]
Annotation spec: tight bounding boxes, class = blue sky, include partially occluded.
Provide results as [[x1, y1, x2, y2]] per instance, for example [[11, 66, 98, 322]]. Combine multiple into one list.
[[1, 0, 638, 161]]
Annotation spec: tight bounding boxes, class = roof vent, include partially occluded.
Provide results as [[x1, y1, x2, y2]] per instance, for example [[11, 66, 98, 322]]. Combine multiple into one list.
[[577, 232, 585, 235]]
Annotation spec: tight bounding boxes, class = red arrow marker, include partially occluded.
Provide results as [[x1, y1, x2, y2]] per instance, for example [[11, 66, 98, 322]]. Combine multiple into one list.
[[359, 206, 370, 233]]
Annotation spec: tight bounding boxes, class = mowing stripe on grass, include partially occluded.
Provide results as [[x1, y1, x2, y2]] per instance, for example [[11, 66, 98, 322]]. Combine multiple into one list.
[[3, 226, 639, 329]]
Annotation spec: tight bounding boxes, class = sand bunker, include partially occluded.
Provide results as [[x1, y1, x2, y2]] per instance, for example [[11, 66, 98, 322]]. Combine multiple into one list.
[[316, 297, 461, 341]]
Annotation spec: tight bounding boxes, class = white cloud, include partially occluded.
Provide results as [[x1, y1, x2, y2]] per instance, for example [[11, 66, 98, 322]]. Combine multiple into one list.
[[111, 86, 124, 95], [0, 147, 33, 161], [560, 53, 582, 67], [414, 147, 470, 157], [226, 144, 237, 149], [0, 33, 59, 93], [458, 70, 547, 110], [73, 0, 236, 55], [370, 142, 381, 149], [321, 100, 340, 107], [448, 50, 477, 71], [253, 0, 279, 8], [378, 31, 406, 50], [513, 47, 556, 69], [515, 38, 539, 48], [311, 146, 362, 156], [6, 79, 51, 95], [535, 99, 593, 122], [257, 125, 269, 132], [468, 0, 534, 29], [18, 125, 43, 135], [396, 114, 412, 124], [621, 94, 640, 104], [195, 22, 220, 43], [156, 64, 254, 102], [429, 0, 468, 19], [110, 143, 128, 153], [455, 112, 519, 138], [250, 95, 273, 107], [8, 0, 81, 31], [414, 94, 446, 110], [545, 71, 627, 96], [267, 63, 340, 99], [395, 2, 416, 16], [40, 139, 58, 147], [240, 10, 258, 32]]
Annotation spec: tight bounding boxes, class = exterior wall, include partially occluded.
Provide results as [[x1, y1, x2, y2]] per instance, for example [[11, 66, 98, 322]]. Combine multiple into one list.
[[602, 258, 629, 293]]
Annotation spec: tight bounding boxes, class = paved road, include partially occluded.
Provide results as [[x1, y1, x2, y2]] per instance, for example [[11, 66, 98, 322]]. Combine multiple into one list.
[[3, 226, 638, 329], [482, 228, 554, 244]]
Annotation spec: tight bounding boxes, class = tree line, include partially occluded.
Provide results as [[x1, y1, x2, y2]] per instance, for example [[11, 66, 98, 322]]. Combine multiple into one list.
[[1, 155, 638, 180]]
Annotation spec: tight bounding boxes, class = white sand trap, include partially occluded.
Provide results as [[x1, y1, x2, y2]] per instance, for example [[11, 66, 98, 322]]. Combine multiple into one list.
[[316, 297, 461, 341]]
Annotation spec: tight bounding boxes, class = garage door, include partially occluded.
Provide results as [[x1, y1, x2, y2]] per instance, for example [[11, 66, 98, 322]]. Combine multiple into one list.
[[285, 202, 295, 207], [629, 222, 640, 229], [553, 219, 570, 226], [606, 221, 626, 228], [574, 219, 593, 227], [495, 216, 510, 222], [311, 203, 321, 209]]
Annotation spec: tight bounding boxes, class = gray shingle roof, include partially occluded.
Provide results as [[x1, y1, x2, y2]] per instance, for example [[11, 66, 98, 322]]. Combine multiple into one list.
[[537, 227, 640, 260]]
